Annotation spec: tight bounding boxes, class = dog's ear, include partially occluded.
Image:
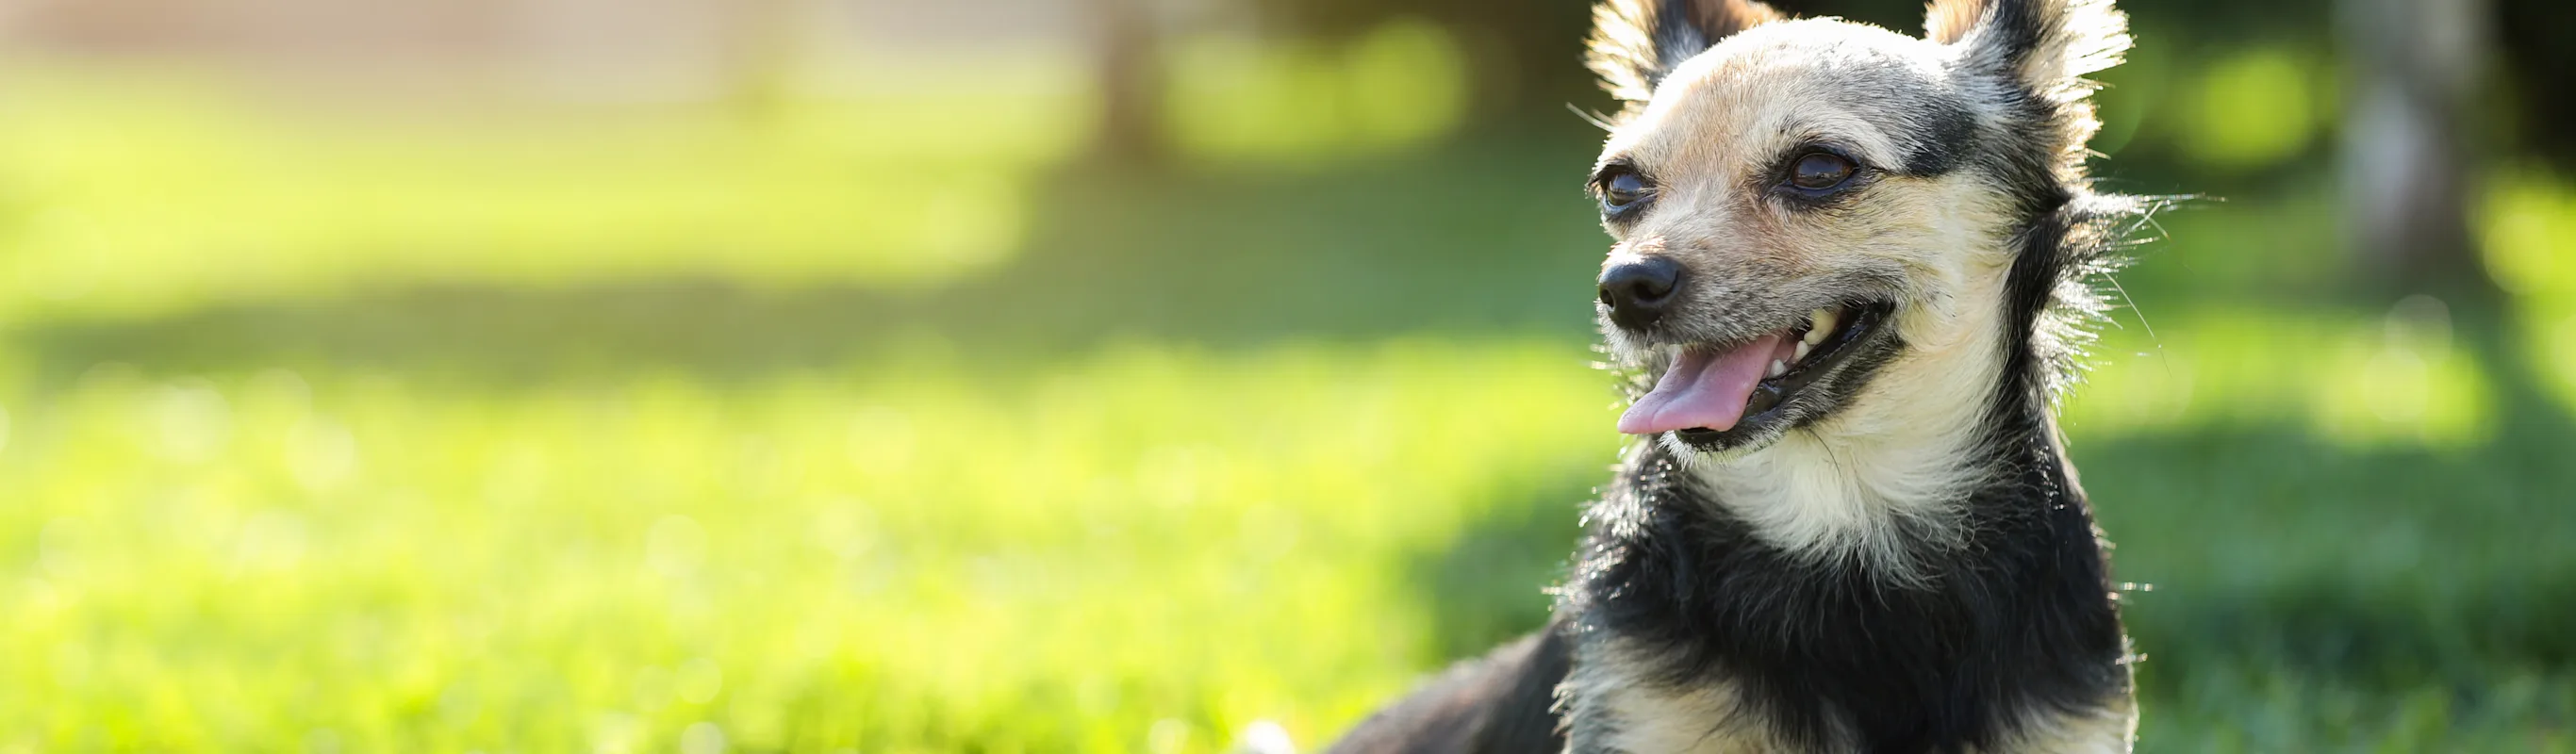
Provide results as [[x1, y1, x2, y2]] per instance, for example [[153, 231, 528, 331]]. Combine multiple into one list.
[[1924, 0, 2129, 171], [1588, 0, 1784, 106], [1924, 0, 2128, 105]]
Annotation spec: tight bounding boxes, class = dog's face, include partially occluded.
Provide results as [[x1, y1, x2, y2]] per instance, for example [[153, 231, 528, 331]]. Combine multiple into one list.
[[1586, 0, 2127, 458]]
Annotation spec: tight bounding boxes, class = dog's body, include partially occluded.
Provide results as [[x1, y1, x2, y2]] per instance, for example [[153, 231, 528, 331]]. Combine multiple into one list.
[[1328, 1, 2145, 751]]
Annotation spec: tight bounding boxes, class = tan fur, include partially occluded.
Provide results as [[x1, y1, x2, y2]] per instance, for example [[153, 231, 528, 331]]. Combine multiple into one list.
[[1924, 0, 1990, 44], [1657, 172, 2018, 582], [1562, 638, 1805, 753], [1596, 22, 2022, 576], [1683, 0, 1786, 32], [2004, 697, 2138, 753]]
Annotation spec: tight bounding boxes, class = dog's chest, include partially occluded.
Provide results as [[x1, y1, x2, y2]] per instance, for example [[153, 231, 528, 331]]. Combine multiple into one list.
[[1560, 638, 2137, 754]]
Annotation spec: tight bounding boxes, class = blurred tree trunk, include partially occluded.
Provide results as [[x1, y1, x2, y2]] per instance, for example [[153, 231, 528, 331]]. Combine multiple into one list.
[[1089, 0, 1164, 166], [2494, 0, 2576, 172], [2340, 0, 2495, 302]]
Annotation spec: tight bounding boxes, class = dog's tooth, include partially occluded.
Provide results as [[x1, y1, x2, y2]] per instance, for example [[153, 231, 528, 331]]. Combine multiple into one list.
[[1767, 359, 1788, 378], [1804, 309, 1839, 345], [1794, 341, 1812, 363]]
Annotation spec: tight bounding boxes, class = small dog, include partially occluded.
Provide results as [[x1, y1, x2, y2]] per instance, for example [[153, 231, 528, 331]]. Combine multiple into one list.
[[1328, 0, 2145, 751]]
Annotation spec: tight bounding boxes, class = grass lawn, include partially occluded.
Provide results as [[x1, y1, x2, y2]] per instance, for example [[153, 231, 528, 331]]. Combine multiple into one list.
[[1, 72, 2574, 752]]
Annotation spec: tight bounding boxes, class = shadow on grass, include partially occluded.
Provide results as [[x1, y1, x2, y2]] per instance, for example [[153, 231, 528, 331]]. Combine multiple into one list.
[[1405, 471, 1590, 663], [0, 136, 1612, 383], [0, 129, 2409, 385]]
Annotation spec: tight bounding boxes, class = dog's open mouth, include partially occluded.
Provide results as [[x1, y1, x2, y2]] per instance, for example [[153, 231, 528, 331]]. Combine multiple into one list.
[[1618, 302, 1892, 438]]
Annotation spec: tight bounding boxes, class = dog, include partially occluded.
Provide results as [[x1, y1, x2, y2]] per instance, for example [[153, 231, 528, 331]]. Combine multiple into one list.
[[1325, 0, 2146, 751]]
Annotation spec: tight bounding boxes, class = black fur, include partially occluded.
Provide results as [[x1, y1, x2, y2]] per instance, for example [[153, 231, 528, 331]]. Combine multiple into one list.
[[1897, 98, 1981, 177], [1959, 80, 2073, 223], [1566, 450, 2122, 752], [1646, 0, 1716, 86]]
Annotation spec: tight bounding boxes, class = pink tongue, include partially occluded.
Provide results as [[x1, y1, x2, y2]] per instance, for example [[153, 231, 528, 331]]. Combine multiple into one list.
[[1618, 333, 1790, 435]]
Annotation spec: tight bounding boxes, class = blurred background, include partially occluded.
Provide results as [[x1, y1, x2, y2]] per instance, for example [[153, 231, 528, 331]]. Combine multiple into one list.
[[0, 0, 2570, 750]]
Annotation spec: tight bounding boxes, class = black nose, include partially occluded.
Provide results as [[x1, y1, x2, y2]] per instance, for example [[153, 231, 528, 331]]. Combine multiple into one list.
[[1598, 257, 1683, 331]]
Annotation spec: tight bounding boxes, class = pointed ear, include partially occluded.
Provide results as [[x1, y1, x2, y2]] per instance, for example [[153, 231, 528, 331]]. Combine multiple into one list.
[[1588, 0, 1784, 106], [1924, 0, 2129, 174], [1924, 0, 2129, 106]]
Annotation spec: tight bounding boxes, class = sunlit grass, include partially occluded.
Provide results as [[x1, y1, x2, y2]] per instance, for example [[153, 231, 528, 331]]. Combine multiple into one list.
[[2071, 300, 2493, 449], [2478, 172, 2576, 414], [2481, 172, 2576, 298], [0, 341, 1619, 752]]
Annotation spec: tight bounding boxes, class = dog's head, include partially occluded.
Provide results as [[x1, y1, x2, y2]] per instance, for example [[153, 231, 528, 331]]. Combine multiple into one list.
[[1587, 0, 2129, 457]]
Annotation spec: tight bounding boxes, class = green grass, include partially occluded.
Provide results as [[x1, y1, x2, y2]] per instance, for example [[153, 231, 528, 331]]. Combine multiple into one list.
[[1, 69, 2575, 752], [0, 341, 1615, 751]]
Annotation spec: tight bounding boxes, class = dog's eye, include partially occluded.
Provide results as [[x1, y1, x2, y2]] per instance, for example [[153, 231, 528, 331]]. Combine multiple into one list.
[[1787, 153, 1858, 190], [1598, 169, 1650, 213]]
